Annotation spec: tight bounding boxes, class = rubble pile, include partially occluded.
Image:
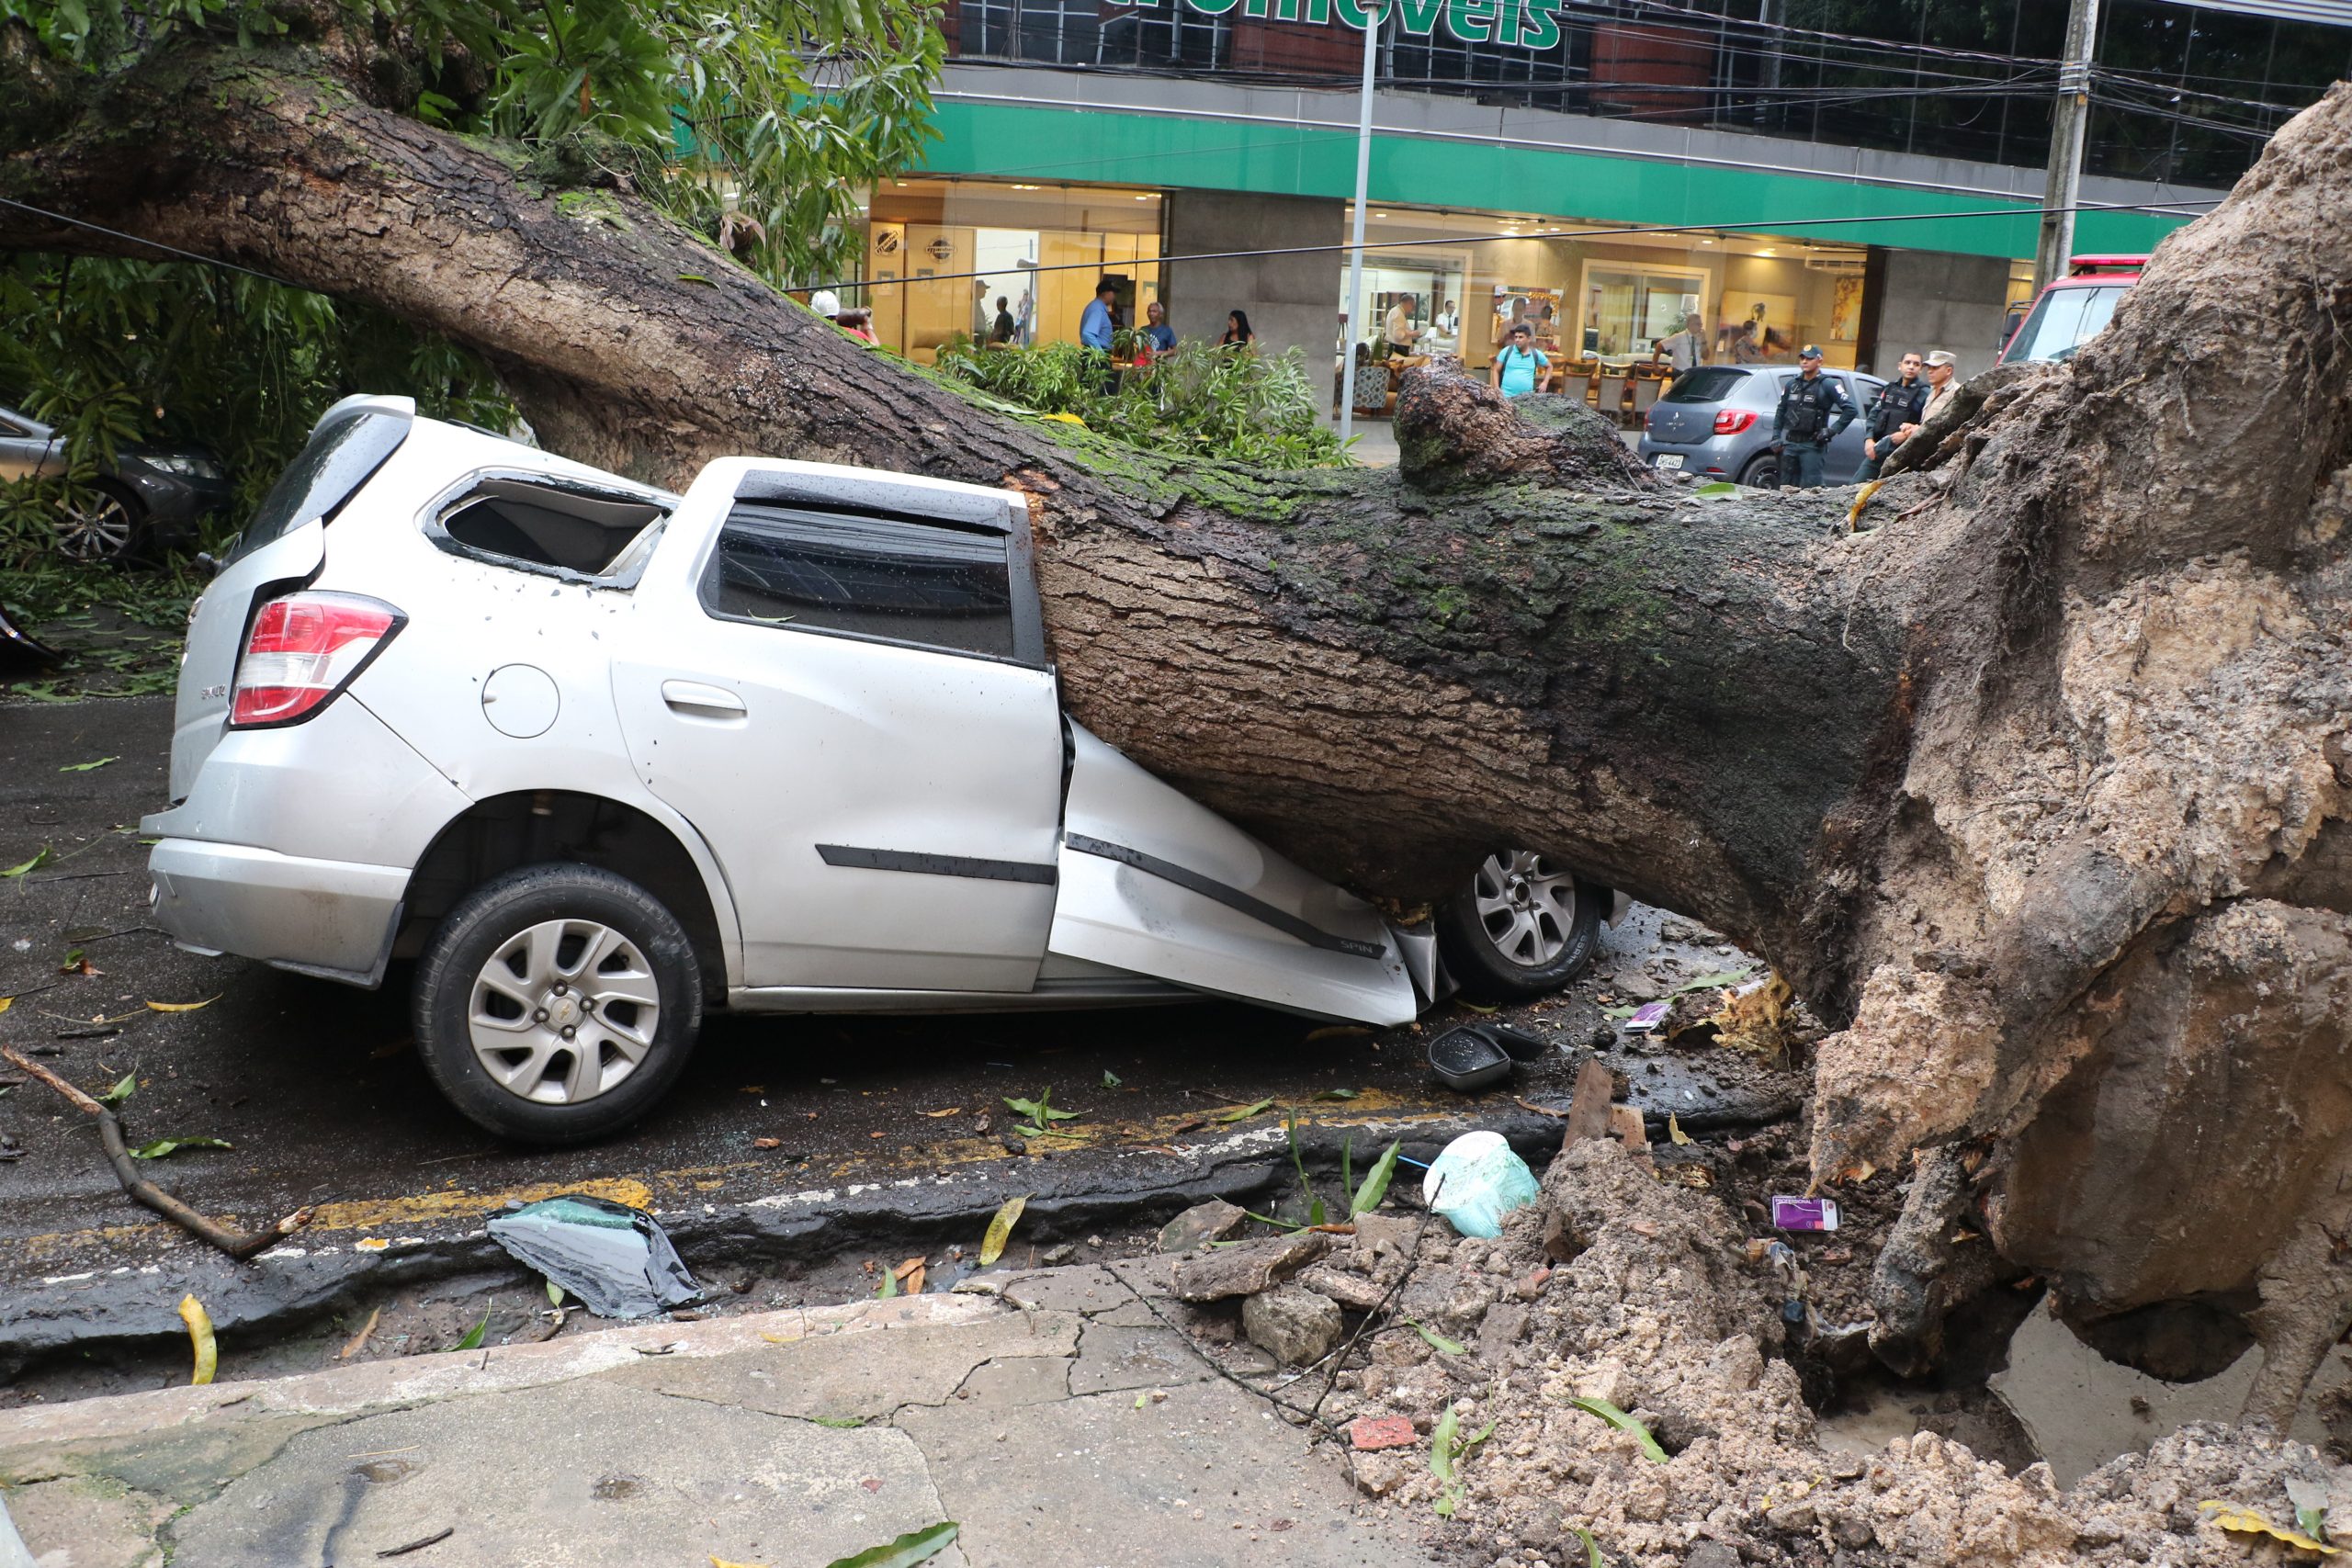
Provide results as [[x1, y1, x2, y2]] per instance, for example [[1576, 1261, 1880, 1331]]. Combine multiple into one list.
[[1171, 1138, 2352, 1565]]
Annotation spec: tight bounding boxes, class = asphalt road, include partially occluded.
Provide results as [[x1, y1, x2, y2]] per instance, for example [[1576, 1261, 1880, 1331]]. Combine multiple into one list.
[[0, 696, 1801, 1389]]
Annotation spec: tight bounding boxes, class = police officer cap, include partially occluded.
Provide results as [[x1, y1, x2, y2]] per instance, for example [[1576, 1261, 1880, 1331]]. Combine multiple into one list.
[[1797, 344, 1824, 359]]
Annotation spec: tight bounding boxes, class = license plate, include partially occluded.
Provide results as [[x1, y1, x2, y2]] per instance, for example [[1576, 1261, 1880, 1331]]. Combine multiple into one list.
[[1652, 454, 1684, 470]]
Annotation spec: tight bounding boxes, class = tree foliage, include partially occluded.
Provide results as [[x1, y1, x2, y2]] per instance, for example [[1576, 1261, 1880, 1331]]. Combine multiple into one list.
[[0, 0, 941, 563], [931, 339, 1348, 470]]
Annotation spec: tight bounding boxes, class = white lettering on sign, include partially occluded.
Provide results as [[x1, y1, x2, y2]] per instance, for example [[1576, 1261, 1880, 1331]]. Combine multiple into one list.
[[1147, 0, 1562, 48]]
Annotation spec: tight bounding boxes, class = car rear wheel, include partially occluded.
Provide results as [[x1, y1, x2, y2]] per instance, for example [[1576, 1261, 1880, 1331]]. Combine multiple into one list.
[[414, 863, 703, 1144], [1736, 452, 1780, 490], [1435, 850, 1603, 1002], [53, 483, 148, 564]]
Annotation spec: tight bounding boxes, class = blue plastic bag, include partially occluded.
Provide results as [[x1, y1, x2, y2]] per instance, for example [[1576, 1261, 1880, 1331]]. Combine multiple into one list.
[[1422, 1131, 1539, 1238]]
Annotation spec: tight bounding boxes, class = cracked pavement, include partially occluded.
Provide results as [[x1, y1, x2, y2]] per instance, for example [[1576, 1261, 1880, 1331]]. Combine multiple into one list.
[[0, 1259, 1431, 1567]]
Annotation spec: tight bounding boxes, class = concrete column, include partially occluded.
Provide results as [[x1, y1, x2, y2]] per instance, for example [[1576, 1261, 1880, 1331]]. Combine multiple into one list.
[[1864, 251, 2018, 378], [1160, 193, 1344, 365]]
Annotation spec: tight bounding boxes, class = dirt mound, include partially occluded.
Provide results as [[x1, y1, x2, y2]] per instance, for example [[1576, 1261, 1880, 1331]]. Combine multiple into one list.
[[1304, 1140, 2348, 1565]]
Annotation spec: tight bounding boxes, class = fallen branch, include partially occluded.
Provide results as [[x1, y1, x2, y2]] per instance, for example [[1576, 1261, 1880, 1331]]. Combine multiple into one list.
[[0, 1045, 312, 1260]]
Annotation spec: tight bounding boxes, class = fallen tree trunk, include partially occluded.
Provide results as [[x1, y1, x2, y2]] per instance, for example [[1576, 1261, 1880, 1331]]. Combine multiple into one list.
[[7, 20, 2351, 1408]]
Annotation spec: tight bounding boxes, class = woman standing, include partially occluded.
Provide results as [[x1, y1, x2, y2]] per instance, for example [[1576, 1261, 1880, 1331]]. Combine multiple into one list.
[[1219, 310, 1255, 347]]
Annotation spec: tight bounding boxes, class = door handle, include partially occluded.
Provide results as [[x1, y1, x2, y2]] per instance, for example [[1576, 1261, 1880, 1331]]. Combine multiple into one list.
[[661, 680, 747, 717]]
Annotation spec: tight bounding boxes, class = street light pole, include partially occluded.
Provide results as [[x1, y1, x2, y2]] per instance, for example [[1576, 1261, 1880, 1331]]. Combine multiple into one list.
[[1338, 1, 1380, 449], [2034, 0, 2102, 290]]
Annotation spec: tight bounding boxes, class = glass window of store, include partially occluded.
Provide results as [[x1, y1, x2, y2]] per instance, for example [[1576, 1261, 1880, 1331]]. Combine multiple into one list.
[[1339, 209, 1868, 375], [863, 181, 1162, 364]]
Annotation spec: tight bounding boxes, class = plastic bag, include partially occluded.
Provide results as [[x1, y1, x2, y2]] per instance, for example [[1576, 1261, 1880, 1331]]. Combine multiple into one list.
[[1422, 1131, 1539, 1238], [486, 1194, 700, 1319]]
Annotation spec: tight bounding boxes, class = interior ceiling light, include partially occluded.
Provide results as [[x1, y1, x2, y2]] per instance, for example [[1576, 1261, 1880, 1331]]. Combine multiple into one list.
[[1758, 247, 1777, 256]]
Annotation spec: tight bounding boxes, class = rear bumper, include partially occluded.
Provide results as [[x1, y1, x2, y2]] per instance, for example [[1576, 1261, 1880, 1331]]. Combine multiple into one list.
[[147, 840, 406, 987], [1635, 436, 1747, 476]]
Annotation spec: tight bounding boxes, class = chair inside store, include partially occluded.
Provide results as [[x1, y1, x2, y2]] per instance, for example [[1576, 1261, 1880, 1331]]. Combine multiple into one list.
[[1558, 359, 1598, 407]]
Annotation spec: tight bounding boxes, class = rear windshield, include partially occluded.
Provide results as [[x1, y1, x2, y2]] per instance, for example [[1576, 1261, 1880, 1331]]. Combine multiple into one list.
[[1663, 367, 1749, 403], [226, 404, 412, 566], [2005, 284, 2130, 364]]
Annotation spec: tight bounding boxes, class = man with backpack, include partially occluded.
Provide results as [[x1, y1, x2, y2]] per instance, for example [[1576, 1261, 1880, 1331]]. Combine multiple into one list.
[[1771, 344, 1857, 489]]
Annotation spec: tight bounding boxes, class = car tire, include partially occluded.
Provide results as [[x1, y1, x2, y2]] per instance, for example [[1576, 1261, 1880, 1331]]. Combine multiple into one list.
[[413, 863, 703, 1145], [1434, 851, 1604, 1003], [53, 482, 149, 565], [1736, 453, 1780, 490]]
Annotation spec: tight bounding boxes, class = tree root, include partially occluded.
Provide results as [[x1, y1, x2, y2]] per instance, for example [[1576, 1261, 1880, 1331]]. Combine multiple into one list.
[[1, 1046, 312, 1261]]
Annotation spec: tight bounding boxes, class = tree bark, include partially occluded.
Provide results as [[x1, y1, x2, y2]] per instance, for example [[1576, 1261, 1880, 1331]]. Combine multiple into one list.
[[9, 27, 2352, 1403]]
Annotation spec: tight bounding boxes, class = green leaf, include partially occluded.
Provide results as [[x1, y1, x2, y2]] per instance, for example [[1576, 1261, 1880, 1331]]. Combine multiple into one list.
[[1213, 1098, 1275, 1123], [1693, 480, 1740, 498], [2297, 1504, 2329, 1543], [1101, 1069, 1122, 1088], [979, 1193, 1028, 1266], [1313, 1088, 1359, 1100], [677, 273, 717, 286], [2, 847, 50, 879], [1002, 1089, 1079, 1123], [455, 1314, 490, 1351], [1566, 1396, 1669, 1463], [130, 1136, 231, 1159], [1407, 1318, 1466, 1356], [1430, 1404, 1460, 1484], [820, 1521, 958, 1568], [97, 1071, 136, 1106], [876, 1264, 899, 1299], [59, 756, 117, 772], [810, 1415, 865, 1428], [546, 1277, 565, 1307], [1351, 1140, 1401, 1216], [1576, 1526, 1603, 1567]]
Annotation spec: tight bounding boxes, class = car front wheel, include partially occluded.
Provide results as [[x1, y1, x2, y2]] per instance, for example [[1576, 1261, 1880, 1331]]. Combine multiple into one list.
[[1736, 452, 1780, 490], [413, 863, 703, 1144], [54, 483, 148, 564], [1434, 850, 1604, 1003]]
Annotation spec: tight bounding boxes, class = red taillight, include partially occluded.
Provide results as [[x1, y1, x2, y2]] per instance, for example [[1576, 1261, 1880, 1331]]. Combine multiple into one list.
[[228, 592, 401, 728], [1713, 410, 1757, 434]]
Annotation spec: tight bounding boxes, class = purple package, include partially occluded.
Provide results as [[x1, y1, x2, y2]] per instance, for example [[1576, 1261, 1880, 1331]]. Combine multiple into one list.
[[1622, 1000, 1671, 1033], [1770, 1196, 1840, 1232]]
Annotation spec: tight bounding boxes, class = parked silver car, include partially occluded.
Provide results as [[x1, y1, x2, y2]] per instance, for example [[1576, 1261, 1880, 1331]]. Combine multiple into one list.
[[146, 398, 1621, 1142], [1637, 365, 1883, 488]]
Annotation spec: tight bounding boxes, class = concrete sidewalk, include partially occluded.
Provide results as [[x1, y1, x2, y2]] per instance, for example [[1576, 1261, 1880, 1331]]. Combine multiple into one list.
[[0, 1260, 1428, 1568]]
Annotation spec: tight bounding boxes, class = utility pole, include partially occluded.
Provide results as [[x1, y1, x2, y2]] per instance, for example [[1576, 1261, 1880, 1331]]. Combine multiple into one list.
[[1338, 0, 1381, 449], [2034, 0, 2102, 290]]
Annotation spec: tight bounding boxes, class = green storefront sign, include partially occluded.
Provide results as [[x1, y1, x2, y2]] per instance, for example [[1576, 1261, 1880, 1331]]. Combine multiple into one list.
[[1154, 0, 1562, 50]]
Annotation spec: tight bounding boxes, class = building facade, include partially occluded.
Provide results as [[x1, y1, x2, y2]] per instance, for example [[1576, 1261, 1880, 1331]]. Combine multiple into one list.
[[843, 0, 2348, 380]]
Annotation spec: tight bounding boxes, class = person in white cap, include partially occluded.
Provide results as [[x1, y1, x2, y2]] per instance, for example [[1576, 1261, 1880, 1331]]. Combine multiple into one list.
[[1892, 350, 1959, 452], [808, 288, 841, 320]]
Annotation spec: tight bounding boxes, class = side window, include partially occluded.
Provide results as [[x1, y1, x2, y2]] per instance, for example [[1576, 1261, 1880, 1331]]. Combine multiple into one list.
[[430, 474, 669, 581], [702, 503, 1016, 661]]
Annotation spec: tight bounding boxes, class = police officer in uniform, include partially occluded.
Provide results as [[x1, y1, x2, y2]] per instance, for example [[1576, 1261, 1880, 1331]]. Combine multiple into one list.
[[1851, 350, 1927, 482], [1770, 344, 1856, 489]]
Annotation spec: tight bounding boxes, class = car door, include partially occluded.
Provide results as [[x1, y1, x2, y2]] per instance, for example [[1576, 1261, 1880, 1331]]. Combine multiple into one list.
[[0, 409, 59, 483], [612, 461, 1063, 994], [1830, 374, 1880, 477]]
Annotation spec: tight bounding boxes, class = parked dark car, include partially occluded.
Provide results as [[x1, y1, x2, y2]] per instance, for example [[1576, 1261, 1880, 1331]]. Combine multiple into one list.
[[0, 405, 233, 562], [1636, 365, 1883, 489]]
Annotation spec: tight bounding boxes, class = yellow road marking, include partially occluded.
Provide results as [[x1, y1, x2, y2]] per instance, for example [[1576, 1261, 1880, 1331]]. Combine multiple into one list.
[[19, 1089, 1513, 1263]]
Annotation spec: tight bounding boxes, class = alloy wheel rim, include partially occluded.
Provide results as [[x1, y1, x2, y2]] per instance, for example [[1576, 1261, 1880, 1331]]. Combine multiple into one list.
[[1471, 851, 1577, 969], [55, 493, 132, 560], [467, 918, 662, 1105]]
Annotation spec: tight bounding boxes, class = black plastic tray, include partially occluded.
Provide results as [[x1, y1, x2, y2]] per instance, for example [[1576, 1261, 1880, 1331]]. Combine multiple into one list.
[[1428, 1025, 1512, 1091]]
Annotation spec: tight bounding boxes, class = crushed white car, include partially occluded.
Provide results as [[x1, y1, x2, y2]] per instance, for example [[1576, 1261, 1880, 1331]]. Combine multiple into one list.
[[147, 397, 1618, 1142]]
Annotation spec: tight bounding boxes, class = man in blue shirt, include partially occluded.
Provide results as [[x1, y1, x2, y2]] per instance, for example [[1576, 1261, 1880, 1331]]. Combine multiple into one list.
[[1080, 278, 1118, 351]]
